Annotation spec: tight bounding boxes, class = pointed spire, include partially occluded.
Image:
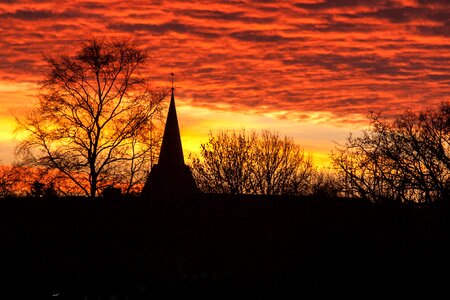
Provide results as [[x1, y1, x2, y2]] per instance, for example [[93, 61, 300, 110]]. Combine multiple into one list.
[[157, 74, 184, 166], [141, 74, 199, 199]]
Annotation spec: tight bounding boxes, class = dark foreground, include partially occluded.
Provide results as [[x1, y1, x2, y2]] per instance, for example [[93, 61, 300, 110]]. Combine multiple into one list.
[[0, 194, 449, 298]]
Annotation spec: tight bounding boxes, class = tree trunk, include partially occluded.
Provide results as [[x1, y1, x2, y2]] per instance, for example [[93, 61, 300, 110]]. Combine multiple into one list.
[[90, 173, 97, 198]]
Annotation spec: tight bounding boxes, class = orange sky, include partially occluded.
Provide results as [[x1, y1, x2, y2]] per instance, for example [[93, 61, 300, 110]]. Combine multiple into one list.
[[0, 0, 449, 168]]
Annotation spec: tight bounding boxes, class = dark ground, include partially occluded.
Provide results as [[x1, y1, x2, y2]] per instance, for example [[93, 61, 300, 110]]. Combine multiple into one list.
[[0, 194, 449, 298]]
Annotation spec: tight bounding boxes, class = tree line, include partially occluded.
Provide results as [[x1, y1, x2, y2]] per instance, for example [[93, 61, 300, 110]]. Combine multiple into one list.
[[1, 37, 449, 204]]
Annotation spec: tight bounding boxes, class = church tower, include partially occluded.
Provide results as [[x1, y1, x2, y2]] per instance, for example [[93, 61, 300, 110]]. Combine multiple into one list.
[[141, 78, 199, 198]]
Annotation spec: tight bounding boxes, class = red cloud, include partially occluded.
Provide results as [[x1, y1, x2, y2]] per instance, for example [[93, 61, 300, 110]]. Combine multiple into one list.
[[0, 0, 448, 123]]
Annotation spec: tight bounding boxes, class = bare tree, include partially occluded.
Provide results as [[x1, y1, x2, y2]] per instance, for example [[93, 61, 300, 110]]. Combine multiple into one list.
[[190, 129, 315, 196], [16, 38, 166, 197], [331, 104, 450, 204], [190, 130, 256, 194], [252, 130, 314, 195]]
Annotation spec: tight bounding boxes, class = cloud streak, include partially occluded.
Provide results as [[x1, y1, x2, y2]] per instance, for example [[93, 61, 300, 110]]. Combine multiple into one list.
[[0, 0, 449, 163]]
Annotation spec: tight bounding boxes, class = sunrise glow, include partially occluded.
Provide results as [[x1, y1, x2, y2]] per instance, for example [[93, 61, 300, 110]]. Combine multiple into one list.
[[0, 0, 449, 167]]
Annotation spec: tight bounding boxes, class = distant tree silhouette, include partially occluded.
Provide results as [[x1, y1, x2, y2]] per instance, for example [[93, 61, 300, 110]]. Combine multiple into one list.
[[16, 38, 167, 197], [331, 103, 450, 204], [30, 180, 45, 197], [43, 182, 58, 198], [310, 170, 342, 198], [0, 165, 33, 197], [0, 165, 19, 197], [0, 164, 76, 197], [190, 129, 315, 195], [29, 180, 58, 198]]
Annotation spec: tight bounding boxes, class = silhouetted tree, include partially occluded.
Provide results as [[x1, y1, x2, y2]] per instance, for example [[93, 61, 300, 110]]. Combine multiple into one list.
[[310, 170, 342, 198], [190, 129, 315, 195], [331, 103, 450, 204], [43, 182, 58, 198], [16, 38, 167, 197], [190, 130, 256, 194], [0, 165, 19, 197], [0, 164, 34, 197], [30, 180, 45, 197], [252, 130, 314, 195]]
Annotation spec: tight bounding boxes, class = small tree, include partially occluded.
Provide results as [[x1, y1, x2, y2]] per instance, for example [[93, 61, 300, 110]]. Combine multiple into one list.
[[16, 38, 166, 197], [190, 129, 315, 196]]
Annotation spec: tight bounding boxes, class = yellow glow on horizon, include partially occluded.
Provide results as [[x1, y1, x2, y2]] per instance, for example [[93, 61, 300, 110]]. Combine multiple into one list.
[[1, 83, 364, 171], [177, 102, 356, 169], [0, 81, 38, 93]]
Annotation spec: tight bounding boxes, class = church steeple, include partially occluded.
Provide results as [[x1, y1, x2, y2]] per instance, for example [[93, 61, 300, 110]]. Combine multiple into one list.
[[157, 86, 184, 166], [141, 74, 199, 199]]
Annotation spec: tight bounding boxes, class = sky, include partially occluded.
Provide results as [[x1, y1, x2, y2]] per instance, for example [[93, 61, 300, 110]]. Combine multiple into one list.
[[0, 0, 449, 168]]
